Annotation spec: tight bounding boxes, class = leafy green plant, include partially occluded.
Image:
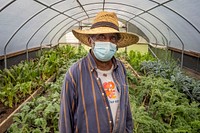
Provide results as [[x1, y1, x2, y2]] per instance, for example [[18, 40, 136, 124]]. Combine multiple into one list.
[[0, 61, 40, 107], [7, 74, 65, 133], [127, 50, 156, 71], [140, 60, 200, 102], [7, 45, 85, 132], [6, 47, 200, 133], [0, 45, 86, 108], [129, 75, 200, 133], [0, 83, 16, 107]]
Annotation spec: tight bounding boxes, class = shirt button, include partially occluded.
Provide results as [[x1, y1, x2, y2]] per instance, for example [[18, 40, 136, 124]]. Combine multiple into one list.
[[102, 93, 104, 96], [96, 77, 99, 80], [106, 107, 109, 109], [109, 121, 112, 124]]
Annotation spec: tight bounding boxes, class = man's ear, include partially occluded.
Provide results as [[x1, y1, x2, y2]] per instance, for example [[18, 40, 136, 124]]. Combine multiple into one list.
[[88, 37, 92, 44], [88, 37, 95, 49], [88, 36, 95, 46]]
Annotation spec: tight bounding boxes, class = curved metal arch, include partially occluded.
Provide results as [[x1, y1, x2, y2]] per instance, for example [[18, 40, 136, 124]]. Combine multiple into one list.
[[102, 2, 185, 67], [53, 13, 97, 44], [40, 11, 97, 45], [4, 8, 46, 68], [4, 0, 68, 54], [133, 10, 184, 66], [44, 7, 170, 49], [0, 0, 16, 12], [103, 0, 106, 10], [1, 0, 189, 67], [55, 12, 158, 45], [3, 0, 69, 68], [100, 2, 183, 43], [57, 16, 94, 43], [26, 2, 168, 60], [55, 12, 157, 45], [60, 1, 198, 45], [53, 19, 80, 44], [24, 3, 177, 55], [150, 0, 200, 34], [76, 0, 89, 18], [49, 11, 152, 45], [53, 6, 170, 47], [128, 0, 173, 22], [26, 2, 93, 56], [99, 7, 167, 43], [40, 17, 72, 45], [74, 2, 184, 46], [42, 7, 160, 48], [82, 2, 143, 11], [33, 0, 80, 22], [37, 2, 171, 47], [26, 5, 92, 55], [135, 16, 164, 44], [57, 21, 81, 44], [102, 8, 167, 44], [26, 14, 66, 59], [130, 19, 158, 43]]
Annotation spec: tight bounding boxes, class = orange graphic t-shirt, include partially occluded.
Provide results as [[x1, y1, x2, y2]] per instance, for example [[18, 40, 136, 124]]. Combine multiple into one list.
[[96, 66, 120, 125]]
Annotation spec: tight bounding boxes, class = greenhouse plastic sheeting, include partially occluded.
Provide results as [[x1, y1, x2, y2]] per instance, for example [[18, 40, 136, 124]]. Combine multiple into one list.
[[0, 0, 200, 56]]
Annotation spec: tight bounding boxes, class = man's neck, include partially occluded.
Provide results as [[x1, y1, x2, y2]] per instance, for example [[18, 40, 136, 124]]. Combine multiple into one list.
[[91, 50, 113, 71]]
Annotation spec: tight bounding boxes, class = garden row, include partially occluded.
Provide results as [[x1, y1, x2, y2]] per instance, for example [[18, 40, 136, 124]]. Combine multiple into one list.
[[2, 47, 200, 132], [125, 51, 200, 132], [127, 50, 200, 103], [0, 45, 87, 132], [0, 45, 84, 109]]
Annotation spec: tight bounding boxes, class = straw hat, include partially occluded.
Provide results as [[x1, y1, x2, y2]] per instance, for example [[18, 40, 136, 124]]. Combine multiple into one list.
[[72, 11, 139, 48]]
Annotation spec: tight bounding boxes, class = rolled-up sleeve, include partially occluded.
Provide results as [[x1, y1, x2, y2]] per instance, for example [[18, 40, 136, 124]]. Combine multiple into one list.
[[59, 72, 76, 133]]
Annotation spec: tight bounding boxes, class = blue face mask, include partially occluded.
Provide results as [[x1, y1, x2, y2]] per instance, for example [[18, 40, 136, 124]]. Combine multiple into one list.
[[93, 41, 117, 62]]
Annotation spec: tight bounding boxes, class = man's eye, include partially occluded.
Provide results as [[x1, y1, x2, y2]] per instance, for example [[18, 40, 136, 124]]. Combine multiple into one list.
[[98, 35, 105, 39], [111, 36, 117, 41]]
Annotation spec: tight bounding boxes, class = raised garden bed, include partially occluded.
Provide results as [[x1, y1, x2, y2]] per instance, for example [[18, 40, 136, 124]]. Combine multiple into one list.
[[0, 74, 56, 133]]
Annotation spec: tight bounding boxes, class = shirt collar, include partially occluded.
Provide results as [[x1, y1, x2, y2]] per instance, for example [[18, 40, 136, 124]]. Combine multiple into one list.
[[87, 49, 119, 71]]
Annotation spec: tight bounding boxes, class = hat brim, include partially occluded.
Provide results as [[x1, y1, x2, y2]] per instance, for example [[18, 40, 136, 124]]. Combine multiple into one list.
[[72, 27, 139, 48]]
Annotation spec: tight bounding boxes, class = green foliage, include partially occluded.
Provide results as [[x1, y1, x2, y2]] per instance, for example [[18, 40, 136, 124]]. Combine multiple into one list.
[[127, 50, 156, 71], [123, 51, 200, 132], [140, 60, 200, 102], [7, 73, 66, 133], [0, 60, 40, 107], [129, 76, 200, 133], [127, 69, 139, 85], [6, 48, 200, 133], [7, 45, 85, 132], [0, 45, 87, 108]]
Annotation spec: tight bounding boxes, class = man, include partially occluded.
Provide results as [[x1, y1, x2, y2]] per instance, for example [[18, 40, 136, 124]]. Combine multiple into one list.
[[59, 11, 139, 133]]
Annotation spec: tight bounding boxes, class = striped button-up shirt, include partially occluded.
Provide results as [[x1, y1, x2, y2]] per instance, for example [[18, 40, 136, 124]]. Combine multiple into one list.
[[59, 51, 133, 133]]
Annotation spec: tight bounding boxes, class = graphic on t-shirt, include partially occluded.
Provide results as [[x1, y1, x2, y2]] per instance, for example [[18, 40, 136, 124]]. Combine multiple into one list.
[[103, 81, 116, 99]]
